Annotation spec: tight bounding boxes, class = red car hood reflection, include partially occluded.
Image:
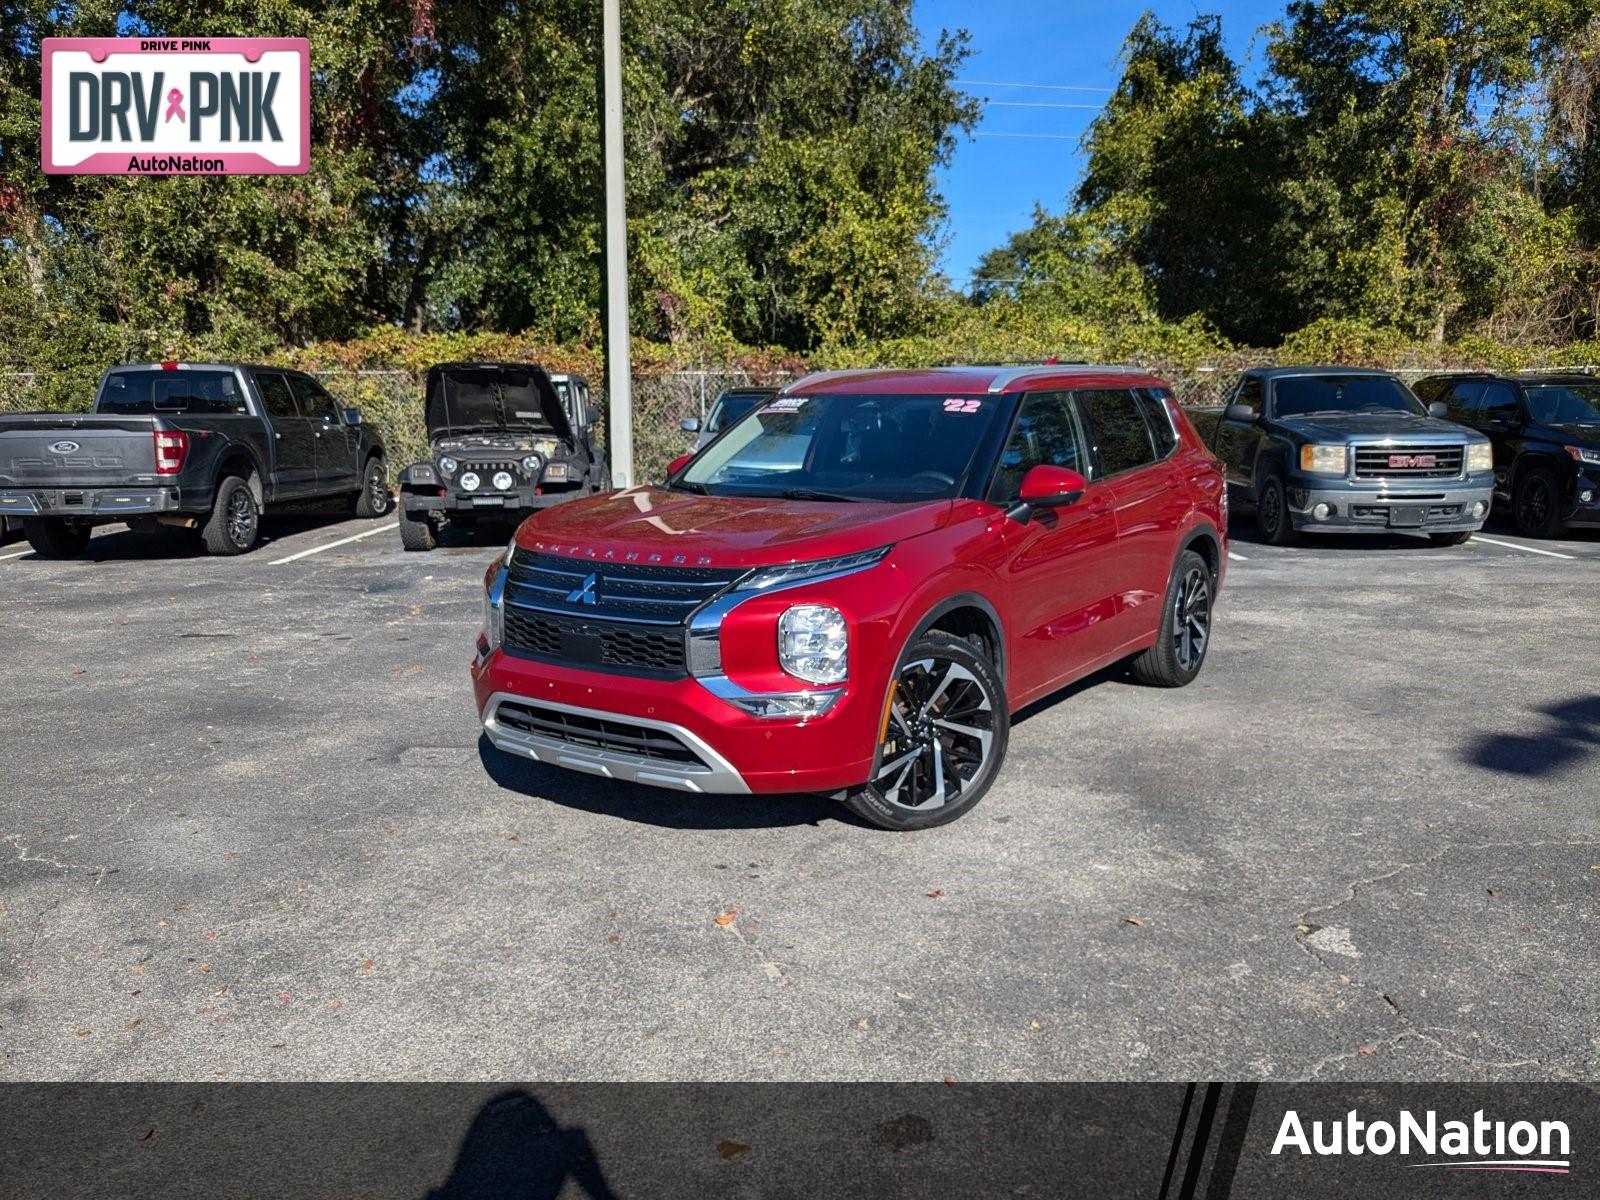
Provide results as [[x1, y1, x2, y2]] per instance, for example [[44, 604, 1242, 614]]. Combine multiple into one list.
[[518, 486, 953, 567]]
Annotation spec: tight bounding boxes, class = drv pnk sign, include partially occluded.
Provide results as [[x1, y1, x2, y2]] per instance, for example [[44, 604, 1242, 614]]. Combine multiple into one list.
[[42, 38, 309, 175]]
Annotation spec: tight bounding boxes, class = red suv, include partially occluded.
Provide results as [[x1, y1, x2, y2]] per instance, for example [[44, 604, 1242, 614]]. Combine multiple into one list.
[[472, 366, 1227, 830]]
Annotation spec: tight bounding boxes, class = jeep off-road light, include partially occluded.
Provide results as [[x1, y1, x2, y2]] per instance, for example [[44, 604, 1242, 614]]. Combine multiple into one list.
[[736, 545, 891, 592], [1468, 442, 1495, 471], [520, 455, 541, 475], [1299, 444, 1347, 474], [459, 471, 481, 492], [438, 456, 459, 476], [779, 605, 848, 685], [1565, 445, 1600, 466], [492, 471, 515, 492], [544, 463, 568, 480]]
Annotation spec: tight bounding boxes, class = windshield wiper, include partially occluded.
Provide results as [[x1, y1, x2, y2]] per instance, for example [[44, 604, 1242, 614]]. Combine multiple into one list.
[[667, 479, 709, 495], [780, 488, 863, 503]]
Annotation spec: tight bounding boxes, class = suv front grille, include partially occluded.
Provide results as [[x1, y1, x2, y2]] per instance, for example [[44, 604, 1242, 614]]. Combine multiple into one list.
[[494, 700, 705, 766], [503, 609, 688, 677], [506, 552, 745, 624], [1354, 444, 1463, 479]]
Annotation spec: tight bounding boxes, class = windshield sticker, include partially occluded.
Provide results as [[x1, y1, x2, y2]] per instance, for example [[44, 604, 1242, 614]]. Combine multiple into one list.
[[943, 398, 983, 413], [765, 396, 808, 412]]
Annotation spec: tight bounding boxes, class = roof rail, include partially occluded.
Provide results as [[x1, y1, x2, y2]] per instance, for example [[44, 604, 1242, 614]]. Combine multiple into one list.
[[985, 363, 1150, 393], [1515, 365, 1600, 375], [778, 368, 908, 395]]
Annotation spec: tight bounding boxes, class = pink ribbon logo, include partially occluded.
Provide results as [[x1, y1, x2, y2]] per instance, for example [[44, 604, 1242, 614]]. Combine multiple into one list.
[[164, 88, 185, 123]]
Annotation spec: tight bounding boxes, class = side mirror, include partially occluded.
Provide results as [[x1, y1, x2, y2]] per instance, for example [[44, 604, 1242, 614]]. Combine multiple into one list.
[[680, 416, 701, 434], [342, 407, 362, 425], [666, 453, 694, 477], [1010, 465, 1087, 520], [1426, 401, 1448, 418], [1224, 403, 1257, 423]]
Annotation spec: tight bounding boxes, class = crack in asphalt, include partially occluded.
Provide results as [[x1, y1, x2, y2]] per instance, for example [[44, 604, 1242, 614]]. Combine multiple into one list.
[[3, 834, 116, 882]]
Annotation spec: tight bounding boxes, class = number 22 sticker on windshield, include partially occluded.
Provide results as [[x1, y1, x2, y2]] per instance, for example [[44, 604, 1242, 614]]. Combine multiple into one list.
[[943, 398, 982, 413]]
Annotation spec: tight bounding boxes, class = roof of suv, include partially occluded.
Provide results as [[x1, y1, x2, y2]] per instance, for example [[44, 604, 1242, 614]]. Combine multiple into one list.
[[785, 364, 1169, 396], [1246, 365, 1396, 379], [1421, 370, 1598, 387]]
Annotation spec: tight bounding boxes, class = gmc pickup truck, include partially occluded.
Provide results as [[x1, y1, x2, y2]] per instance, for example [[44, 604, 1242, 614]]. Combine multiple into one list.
[[0, 363, 388, 557], [1192, 366, 1495, 545]]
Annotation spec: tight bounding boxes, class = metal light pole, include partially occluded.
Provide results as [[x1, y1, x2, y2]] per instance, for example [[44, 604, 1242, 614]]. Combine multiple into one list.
[[601, 0, 634, 487]]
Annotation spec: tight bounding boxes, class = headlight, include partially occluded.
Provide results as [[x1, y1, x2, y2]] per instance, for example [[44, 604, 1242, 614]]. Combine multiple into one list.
[[459, 471, 481, 492], [492, 471, 515, 492], [1565, 445, 1600, 466], [1467, 442, 1494, 472], [735, 546, 891, 592], [521, 455, 541, 475], [438, 456, 458, 475], [778, 605, 848, 684], [1300, 444, 1347, 475]]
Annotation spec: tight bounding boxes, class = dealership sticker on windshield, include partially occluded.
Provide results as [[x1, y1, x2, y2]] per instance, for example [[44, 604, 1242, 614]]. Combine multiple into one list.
[[42, 38, 309, 175], [943, 398, 983, 413], [765, 396, 808, 412]]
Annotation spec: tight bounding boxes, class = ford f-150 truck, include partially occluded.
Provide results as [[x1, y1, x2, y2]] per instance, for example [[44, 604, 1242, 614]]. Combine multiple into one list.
[[0, 363, 388, 556], [1192, 366, 1494, 545]]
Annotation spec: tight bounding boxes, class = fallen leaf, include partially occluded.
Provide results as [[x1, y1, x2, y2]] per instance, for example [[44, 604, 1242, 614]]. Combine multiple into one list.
[[326, 1000, 343, 1010], [606, 934, 621, 944], [713, 909, 738, 927], [73, 1028, 91, 1037], [1357, 1045, 1375, 1056], [1028, 1019, 1041, 1030], [856, 1018, 870, 1031], [271, 1042, 286, 1049], [1486, 888, 1501, 900], [1124, 916, 1146, 928], [201, 929, 218, 941], [131, 964, 146, 975], [276, 992, 291, 1002], [926, 889, 945, 899], [126, 1018, 142, 1030], [409, 604, 423, 619], [137, 1129, 154, 1142], [222, 852, 236, 862], [717, 1141, 750, 1161], [942, 1077, 957, 1087], [359, 959, 374, 973], [156, 919, 169, 929], [117, 620, 129, 627], [197, 963, 211, 974]]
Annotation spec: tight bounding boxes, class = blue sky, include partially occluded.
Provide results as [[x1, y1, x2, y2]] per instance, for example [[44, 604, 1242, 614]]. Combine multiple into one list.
[[914, 1, 1286, 285]]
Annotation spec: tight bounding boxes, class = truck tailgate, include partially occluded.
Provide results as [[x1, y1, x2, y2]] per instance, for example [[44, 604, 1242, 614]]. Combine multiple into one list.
[[0, 415, 161, 486]]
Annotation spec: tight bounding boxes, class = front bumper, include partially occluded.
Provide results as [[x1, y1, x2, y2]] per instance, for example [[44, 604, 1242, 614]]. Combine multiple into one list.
[[402, 487, 583, 515], [1567, 469, 1600, 527], [1287, 478, 1494, 533], [0, 486, 183, 519], [473, 651, 879, 796]]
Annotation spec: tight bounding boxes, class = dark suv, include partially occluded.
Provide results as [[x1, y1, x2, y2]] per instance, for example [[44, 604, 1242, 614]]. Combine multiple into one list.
[[397, 363, 608, 551], [472, 366, 1227, 831], [1415, 372, 1600, 537]]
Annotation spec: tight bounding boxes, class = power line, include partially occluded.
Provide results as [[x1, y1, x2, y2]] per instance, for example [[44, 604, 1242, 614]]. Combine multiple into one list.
[[958, 79, 1114, 93], [973, 131, 1083, 141], [982, 100, 1103, 111]]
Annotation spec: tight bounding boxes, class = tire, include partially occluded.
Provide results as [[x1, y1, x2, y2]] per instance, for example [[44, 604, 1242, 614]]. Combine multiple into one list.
[[1428, 530, 1473, 546], [1513, 467, 1567, 538], [201, 475, 261, 555], [22, 517, 92, 558], [1255, 473, 1298, 545], [842, 630, 1009, 832], [399, 506, 438, 551], [1130, 548, 1215, 687], [352, 456, 390, 517]]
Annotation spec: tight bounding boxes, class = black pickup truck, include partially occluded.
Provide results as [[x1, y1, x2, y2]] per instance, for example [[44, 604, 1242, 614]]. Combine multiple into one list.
[[0, 363, 388, 557], [1191, 366, 1495, 545]]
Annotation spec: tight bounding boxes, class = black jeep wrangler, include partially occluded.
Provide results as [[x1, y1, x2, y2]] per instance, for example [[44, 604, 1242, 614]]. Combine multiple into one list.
[[397, 363, 609, 551]]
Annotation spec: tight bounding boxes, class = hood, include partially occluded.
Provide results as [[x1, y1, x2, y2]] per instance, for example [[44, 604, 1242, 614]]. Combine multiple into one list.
[[424, 362, 573, 441], [1277, 411, 1479, 442], [516, 486, 953, 568]]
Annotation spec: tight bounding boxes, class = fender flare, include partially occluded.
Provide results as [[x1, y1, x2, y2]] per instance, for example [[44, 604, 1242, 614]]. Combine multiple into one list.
[[212, 442, 266, 505], [398, 461, 439, 491], [1178, 520, 1224, 576], [905, 589, 1008, 684]]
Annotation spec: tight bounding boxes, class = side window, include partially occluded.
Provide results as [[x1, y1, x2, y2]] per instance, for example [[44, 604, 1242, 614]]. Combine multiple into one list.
[[290, 375, 339, 423], [1137, 389, 1179, 458], [1233, 375, 1263, 415], [1445, 380, 1485, 421], [255, 373, 300, 420], [988, 392, 1085, 503], [1077, 388, 1157, 478], [1480, 383, 1520, 424]]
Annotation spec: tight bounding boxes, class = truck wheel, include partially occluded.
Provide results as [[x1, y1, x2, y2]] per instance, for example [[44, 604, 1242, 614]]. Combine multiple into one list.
[[352, 457, 390, 518], [399, 507, 438, 551], [1130, 548, 1214, 687], [1513, 468, 1566, 538], [201, 476, 261, 555], [1428, 530, 1473, 546], [842, 630, 1009, 832], [1256, 474, 1299, 545], [22, 518, 92, 558]]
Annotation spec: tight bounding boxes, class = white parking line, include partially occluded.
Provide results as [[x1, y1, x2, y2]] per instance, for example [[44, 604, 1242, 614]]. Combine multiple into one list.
[[1471, 535, 1575, 561], [1227, 551, 1248, 562], [0, 548, 29, 562], [269, 522, 398, 566]]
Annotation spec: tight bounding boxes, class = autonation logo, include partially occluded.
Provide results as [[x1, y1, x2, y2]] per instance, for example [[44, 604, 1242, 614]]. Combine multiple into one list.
[[1272, 1108, 1571, 1175]]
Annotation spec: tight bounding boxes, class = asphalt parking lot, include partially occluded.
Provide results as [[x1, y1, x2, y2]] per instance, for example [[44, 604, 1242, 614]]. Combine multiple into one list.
[[1, 510, 1596, 1083]]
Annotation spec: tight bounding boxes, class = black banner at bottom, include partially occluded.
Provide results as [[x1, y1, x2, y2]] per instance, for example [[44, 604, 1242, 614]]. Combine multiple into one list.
[[2, 1083, 1594, 1197]]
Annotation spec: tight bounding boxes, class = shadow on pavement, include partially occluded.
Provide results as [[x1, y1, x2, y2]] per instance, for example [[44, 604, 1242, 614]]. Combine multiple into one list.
[[1465, 694, 1600, 777], [477, 734, 848, 830], [425, 1090, 619, 1200]]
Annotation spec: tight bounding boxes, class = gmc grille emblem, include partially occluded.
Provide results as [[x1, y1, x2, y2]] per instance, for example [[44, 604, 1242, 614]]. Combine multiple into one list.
[[566, 573, 599, 605], [1388, 453, 1437, 468]]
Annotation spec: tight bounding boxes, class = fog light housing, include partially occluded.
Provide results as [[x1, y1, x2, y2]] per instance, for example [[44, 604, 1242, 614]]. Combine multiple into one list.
[[1472, 500, 1488, 518], [778, 605, 848, 684], [459, 472, 481, 492], [492, 471, 514, 492], [726, 691, 841, 719], [1580, 489, 1595, 505], [1312, 502, 1333, 520]]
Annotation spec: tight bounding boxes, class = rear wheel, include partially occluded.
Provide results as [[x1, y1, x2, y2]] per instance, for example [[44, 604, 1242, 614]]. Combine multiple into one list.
[[1256, 473, 1298, 545], [22, 517, 92, 558], [399, 506, 438, 551], [1428, 530, 1473, 546], [843, 630, 1009, 831], [352, 456, 390, 518], [1130, 548, 1214, 687], [201, 475, 260, 555], [1513, 468, 1566, 538]]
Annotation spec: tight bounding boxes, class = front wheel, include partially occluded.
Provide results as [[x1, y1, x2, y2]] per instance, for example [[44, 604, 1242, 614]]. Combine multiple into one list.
[[842, 630, 1009, 831], [352, 457, 390, 518], [1513, 468, 1566, 538], [399, 506, 439, 551], [1256, 474, 1298, 545], [22, 517, 92, 558], [1130, 548, 1214, 687]]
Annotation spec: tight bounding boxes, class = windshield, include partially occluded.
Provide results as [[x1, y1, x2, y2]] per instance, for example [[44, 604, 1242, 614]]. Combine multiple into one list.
[[677, 392, 1008, 502], [1273, 375, 1425, 419], [1526, 384, 1600, 425], [706, 392, 770, 435], [97, 369, 245, 414]]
